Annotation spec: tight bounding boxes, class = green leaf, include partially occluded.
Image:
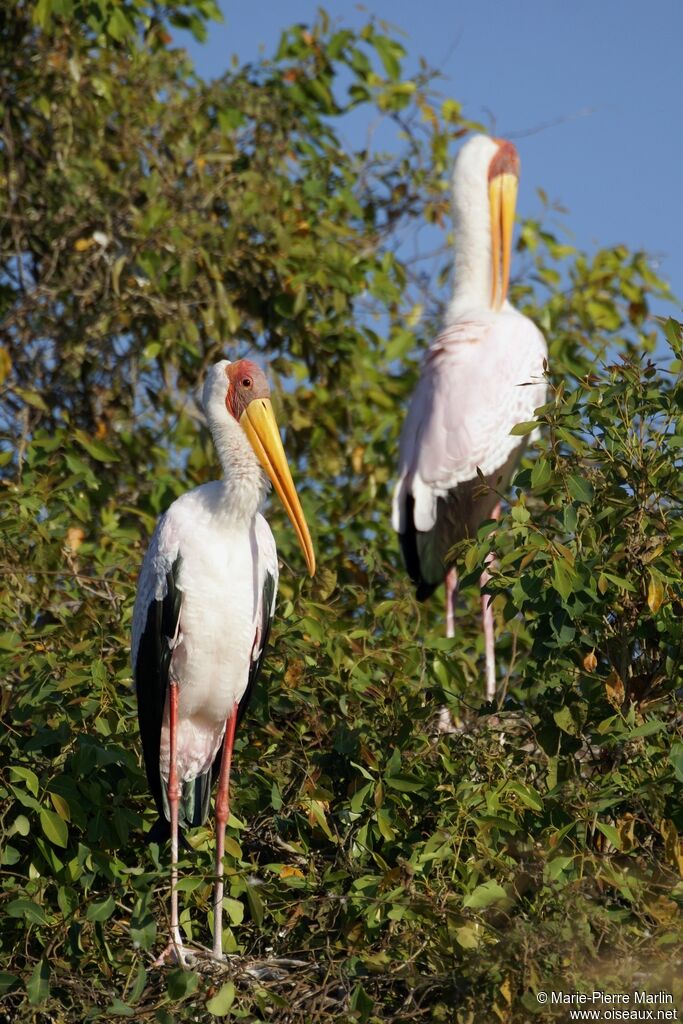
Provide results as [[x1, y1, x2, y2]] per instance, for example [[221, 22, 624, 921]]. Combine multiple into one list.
[[376, 808, 396, 841], [27, 958, 50, 1005], [670, 743, 683, 783], [596, 822, 622, 850], [106, 998, 135, 1017], [507, 781, 543, 813], [40, 807, 68, 848], [86, 896, 116, 922], [553, 705, 585, 736], [349, 983, 374, 1023], [567, 474, 594, 504], [223, 836, 242, 859], [531, 458, 552, 489], [10, 766, 39, 796], [7, 899, 48, 925], [223, 897, 244, 926], [552, 558, 575, 600], [0, 973, 19, 995], [600, 571, 637, 593], [31, 0, 53, 30], [107, 8, 133, 41], [166, 969, 199, 1001], [454, 925, 481, 949], [246, 883, 264, 926], [384, 774, 424, 793], [462, 880, 507, 910], [509, 420, 538, 436], [373, 35, 404, 80], [130, 893, 157, 951], [74, 430, 120, 462], [206, 981, 235, 1016], [129, 965, 148, 1004]]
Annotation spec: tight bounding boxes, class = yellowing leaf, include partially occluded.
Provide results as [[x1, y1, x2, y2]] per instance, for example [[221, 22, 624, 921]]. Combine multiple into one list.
[[65, 527, 85, 553], [647, 571, 665, 614], [454, 924, 481, 949], [223, 836, 241, 859], [112, 255, 126, 296], [617, 815, 636, 852], [660, 819, 683, 878], [605, 669, 625, 710], [284, 659, 304, 688], [351, 445, 365, 474], [583, 649, 598, 673], [0, 346, 11, 385], [74, 237, 95, 252], [280, 865, 304, 879]]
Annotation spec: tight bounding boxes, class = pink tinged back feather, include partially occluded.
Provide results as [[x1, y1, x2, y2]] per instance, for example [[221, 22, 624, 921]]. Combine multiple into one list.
[[393, 311, 547, 535]]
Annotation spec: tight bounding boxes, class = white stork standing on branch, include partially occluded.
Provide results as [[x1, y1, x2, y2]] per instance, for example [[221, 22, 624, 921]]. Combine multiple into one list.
[[131, 359, 315, 966], [392, 135, 547, 700]]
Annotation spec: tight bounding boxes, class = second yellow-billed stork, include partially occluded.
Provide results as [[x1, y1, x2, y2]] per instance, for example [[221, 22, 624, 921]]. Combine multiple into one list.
[[392, 134, 547, 701], [131, 358, 315, 966]]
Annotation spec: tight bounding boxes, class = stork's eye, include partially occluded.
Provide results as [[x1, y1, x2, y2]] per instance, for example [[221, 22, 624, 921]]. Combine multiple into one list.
[[242, 377, 252, 388]]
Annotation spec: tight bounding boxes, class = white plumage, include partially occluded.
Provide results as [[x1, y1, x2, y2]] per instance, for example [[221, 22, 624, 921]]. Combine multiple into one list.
[[132, 492, 277, 786], [131, 357, 314, 965], [393, 134, 548, 697], [392, 311, 546, 535]]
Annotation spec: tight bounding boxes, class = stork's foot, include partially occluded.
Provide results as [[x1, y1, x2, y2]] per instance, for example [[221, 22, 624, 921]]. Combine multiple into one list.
[[152, 935, 194, 969]]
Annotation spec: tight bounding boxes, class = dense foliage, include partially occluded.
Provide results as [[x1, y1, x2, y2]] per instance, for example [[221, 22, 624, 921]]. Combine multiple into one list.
[[1, 2, 681, 1021]]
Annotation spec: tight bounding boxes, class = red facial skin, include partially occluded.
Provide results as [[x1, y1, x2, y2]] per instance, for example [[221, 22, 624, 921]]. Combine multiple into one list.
[[488, 140, 520, 181], [225, 359, 270, 420]]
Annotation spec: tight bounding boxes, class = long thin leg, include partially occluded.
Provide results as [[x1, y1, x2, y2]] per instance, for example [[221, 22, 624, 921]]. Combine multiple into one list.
[[445, 566, 459, 639], [154, 680, 187, 967], [168, 682, 183, 953], [481, 504, 502, 702], [481, 557, 496, 702], [212, 706, 238, 960], [434, 567, 461, 735]]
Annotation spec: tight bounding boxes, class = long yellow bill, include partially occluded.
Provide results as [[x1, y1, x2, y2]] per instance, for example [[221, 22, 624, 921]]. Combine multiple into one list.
[[240, 398, 316, 576], [489, 171, 518, 310]]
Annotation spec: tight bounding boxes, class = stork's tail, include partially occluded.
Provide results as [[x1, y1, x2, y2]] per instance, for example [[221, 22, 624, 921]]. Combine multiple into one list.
[[160, 770, 213, 831]]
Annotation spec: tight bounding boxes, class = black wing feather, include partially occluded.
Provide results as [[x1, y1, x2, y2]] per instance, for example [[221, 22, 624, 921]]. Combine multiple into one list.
[[400, 464, 512, 601], [135, 555, 182, 823]]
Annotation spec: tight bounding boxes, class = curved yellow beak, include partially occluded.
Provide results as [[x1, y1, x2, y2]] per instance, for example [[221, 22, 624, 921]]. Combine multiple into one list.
[[240, 398, 316, 576], [489, 171, 518, 310]]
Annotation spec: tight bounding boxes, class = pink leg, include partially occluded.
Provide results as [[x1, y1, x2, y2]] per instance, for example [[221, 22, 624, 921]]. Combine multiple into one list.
[[481, 504, 501, 702], [445, 566, 459, 639], [435, 568, 460, 734], [212, 706, 238, 960], [481, 559, 496, 701], [154, 681, 187, 967]]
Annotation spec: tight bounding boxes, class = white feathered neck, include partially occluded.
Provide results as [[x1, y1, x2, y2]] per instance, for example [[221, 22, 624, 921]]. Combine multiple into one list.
[[445, 134, 507, 324], [202, 360, 268, 523]]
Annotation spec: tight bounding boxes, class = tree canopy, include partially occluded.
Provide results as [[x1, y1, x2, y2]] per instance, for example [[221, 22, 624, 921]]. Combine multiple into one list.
[[1, 2, 681, 1021]]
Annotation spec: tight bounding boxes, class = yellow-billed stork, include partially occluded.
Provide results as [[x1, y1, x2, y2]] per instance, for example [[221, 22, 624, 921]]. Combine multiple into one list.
[[392, 135, 547, 700], [131, 359, 315, 965]]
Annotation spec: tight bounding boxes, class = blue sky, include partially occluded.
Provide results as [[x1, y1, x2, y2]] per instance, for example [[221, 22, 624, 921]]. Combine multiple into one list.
[[178, 0, 682, 318]]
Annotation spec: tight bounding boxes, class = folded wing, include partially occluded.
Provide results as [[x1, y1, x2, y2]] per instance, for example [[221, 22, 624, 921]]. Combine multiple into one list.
[[393, 312, 547, 592]]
